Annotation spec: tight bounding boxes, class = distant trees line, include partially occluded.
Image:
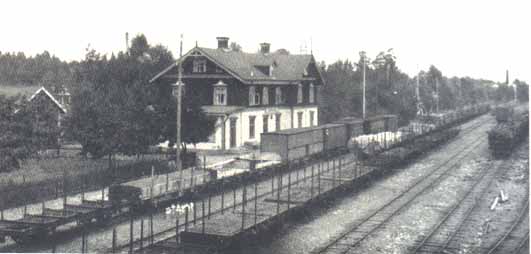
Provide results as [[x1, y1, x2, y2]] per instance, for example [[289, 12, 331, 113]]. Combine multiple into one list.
[[318, 52, 529, 124]]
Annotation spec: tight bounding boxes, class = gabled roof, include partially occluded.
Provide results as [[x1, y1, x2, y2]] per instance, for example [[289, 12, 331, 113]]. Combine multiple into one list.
[[150, 46, 324, 85], [29, 86, 67, 113]]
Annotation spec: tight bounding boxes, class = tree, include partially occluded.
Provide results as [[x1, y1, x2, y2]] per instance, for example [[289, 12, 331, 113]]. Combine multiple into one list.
[[0, 95, 34, 172], [230, 42, 242, 52]]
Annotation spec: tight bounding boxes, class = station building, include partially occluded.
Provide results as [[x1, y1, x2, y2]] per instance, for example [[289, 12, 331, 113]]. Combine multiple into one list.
[[151, 37, 325, 150]]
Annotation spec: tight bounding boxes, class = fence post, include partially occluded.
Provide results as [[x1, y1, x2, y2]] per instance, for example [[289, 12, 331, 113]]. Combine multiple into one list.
[[332, 159, 336, 187], [287, 168, 291, 210], [271, 167, 275, 196], [176, 216, 180, 244], [166, 172, 169, 193], [221, 179, 225, 214], [112, 227, 117, 253], [193, 201, 197, 225], [318, 163, 321, 196], [203, 154, 207, 184], [81, 177, 85, 201], [311, 164, 314, 198], [233, 187, 236, 211], [81, 229, 85, 253], [129, 215, 133, 254], [276, 169, 281, 215], [190, 166, 194, 188], [23, 175, 27, 216], [241, 184, 246, 232], [208, 194, 212, 219], [254, 181, 258, 225], [140, 219, 144, 250], [201, 198, 205, 234], [150, 213, 154, 245], [185, 207, 189, 232]]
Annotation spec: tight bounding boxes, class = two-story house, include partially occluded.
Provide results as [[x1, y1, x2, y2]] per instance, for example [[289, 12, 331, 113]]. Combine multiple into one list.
[[150, 37, 325, 150]]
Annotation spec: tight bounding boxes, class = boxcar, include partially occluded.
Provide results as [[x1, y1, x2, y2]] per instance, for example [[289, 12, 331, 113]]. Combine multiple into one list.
[[260, 124, 347, 162], [363, 114, 398, 134], [334, 117, 364, 138]]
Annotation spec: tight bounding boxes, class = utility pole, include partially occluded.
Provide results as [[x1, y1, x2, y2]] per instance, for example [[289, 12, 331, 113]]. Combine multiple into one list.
[[435, 77, 439, 113], [360, 51, 367, 119], [172, 34, 184, 193]]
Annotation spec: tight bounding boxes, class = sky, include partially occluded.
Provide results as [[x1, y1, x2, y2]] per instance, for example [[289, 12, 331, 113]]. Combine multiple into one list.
[[1, 0, 530, 83]]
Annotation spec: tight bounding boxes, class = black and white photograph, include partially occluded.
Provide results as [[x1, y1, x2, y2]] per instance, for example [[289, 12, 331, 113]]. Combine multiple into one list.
[[0, 1, 529, 253]]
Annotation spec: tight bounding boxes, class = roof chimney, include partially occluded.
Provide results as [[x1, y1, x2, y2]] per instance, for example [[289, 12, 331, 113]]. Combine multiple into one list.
[[260, 43, 270, 54], [217, 37, 229, 49]]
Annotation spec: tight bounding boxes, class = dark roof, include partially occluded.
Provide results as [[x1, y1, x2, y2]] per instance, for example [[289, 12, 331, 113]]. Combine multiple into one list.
[[198, 47, 313, 82], [150, 46, 324, 85]]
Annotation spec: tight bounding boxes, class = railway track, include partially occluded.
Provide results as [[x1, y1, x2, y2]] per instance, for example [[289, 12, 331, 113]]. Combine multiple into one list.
[[486, 200, 529, 254], [410, 159, 503, 253], [141, 117, 493, 253], [312, 129, 488, 254]]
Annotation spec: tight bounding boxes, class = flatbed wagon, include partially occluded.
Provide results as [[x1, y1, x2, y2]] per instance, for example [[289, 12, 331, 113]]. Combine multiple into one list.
[[0, 199, 115, 244]]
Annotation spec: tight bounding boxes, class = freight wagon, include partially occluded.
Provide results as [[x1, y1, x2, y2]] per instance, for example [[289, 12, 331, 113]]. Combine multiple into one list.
[[363, 115, 398, 134], [260, 124, 347, 162]]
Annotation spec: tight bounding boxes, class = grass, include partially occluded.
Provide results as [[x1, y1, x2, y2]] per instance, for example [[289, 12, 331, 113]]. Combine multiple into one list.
[[0, 84, 41, 98], [0, 152, 173, 209]]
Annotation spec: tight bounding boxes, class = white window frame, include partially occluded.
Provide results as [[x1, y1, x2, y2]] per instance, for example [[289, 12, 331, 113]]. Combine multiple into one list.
[[309, 83, 315, 103], [262, 86, 269, 105], [297, 83, 303, 104], [213, 81, 227, 105]]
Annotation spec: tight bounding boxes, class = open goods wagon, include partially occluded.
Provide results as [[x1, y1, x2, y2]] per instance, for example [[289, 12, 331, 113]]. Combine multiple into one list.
[[260, 124, 347, 162]]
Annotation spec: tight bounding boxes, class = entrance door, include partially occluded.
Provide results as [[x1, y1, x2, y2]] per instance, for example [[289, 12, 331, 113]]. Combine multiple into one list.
[[230, 118, 237, 148]]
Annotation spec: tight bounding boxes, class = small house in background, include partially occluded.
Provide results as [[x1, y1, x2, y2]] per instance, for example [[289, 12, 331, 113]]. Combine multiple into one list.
[[28, 86, 69, 128]]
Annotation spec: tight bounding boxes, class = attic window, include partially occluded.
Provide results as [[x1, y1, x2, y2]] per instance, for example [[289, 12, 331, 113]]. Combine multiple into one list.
[[255, 65, 271, 76], [193, 59, 207, 73]]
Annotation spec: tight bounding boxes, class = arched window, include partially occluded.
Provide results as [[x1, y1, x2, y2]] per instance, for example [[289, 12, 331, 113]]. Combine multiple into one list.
[[213, 80, 227, 105]]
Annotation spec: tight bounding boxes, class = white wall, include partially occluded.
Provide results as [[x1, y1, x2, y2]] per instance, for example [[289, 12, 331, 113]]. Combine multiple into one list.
[[191, 105, 319, 150]]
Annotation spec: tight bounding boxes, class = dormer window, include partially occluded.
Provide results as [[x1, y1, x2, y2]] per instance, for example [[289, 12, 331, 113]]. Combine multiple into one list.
[[249, 86, 261, 106], [213, 80, 227, 105], [255, 65, 271, 76], [303, 67, 309, 76], [309, 83, 315, 103], [297, 83, 303, 104], [193, 59, 207, 73]]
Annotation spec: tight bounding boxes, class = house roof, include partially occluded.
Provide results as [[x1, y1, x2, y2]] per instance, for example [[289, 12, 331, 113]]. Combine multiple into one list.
[[150, 47, 324, 85], [29, 86, 67, 113]]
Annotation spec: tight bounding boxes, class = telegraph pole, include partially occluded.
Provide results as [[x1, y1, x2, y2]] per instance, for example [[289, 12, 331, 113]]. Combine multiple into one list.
[[435, 77, 439, 113], [360, 51, 367, 119], [173, 34, 184, 193]]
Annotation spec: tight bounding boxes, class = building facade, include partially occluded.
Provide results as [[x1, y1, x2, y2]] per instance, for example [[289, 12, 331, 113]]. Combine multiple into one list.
[[151, 37, 325, 150]]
